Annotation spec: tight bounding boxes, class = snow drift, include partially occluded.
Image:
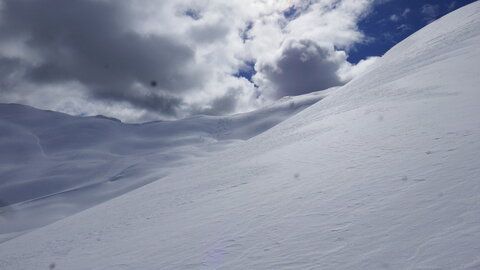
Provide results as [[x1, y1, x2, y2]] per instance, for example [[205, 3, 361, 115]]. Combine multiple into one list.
[[1, 2, 480, 269]]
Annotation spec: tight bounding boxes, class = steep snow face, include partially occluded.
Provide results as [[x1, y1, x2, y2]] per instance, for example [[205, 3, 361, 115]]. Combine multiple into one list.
[[0, 90, 326, 240], [1, 2, 480, 269]]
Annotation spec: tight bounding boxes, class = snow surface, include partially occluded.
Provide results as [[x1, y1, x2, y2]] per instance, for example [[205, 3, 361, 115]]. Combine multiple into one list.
[[1, 2, 480, 269], [0, 91, 327, 241]]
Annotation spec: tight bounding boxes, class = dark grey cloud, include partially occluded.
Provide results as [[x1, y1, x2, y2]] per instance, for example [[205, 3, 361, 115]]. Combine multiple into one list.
[[0, 58, 25, 89], [0, 0, 205, 116], [188, 23, 230, 44], [199, 87, 241, 116], [257, 39, 345, 99], [0, 0, 376, 121]]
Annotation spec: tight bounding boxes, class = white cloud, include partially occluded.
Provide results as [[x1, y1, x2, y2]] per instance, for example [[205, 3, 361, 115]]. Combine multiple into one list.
[[339, 56, 379, 82], [448, 1, 457, 11], [390, 7, 410, 23], [390, 14, 400, 22], [0, 0, 378, 122], [422, 4, 440, 23]]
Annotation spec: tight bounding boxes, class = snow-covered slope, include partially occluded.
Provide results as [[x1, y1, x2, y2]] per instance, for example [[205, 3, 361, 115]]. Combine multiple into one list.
[[0, 91, 326, 240], [1, 2, 480, 269]]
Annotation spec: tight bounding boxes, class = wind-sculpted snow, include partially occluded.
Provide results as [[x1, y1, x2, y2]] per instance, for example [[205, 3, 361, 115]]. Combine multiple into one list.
[[1, 2, 480, 269], [0, 91, 326, 241]]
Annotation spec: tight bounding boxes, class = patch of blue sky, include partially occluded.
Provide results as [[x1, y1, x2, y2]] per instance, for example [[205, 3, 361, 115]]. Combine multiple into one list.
[[348, 0, 477, 63]]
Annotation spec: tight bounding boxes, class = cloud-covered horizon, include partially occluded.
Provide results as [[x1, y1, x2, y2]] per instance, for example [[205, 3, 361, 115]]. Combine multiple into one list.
[[0, 0, 379, 122]]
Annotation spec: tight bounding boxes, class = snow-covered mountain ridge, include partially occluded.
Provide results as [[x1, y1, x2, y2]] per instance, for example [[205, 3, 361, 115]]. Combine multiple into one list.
[[1, 2, 480, 269], [0, 90, 327, 240]]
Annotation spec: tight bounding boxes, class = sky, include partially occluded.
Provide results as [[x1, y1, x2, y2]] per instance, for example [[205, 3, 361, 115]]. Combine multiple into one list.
[[0, 0, 476, 122]]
